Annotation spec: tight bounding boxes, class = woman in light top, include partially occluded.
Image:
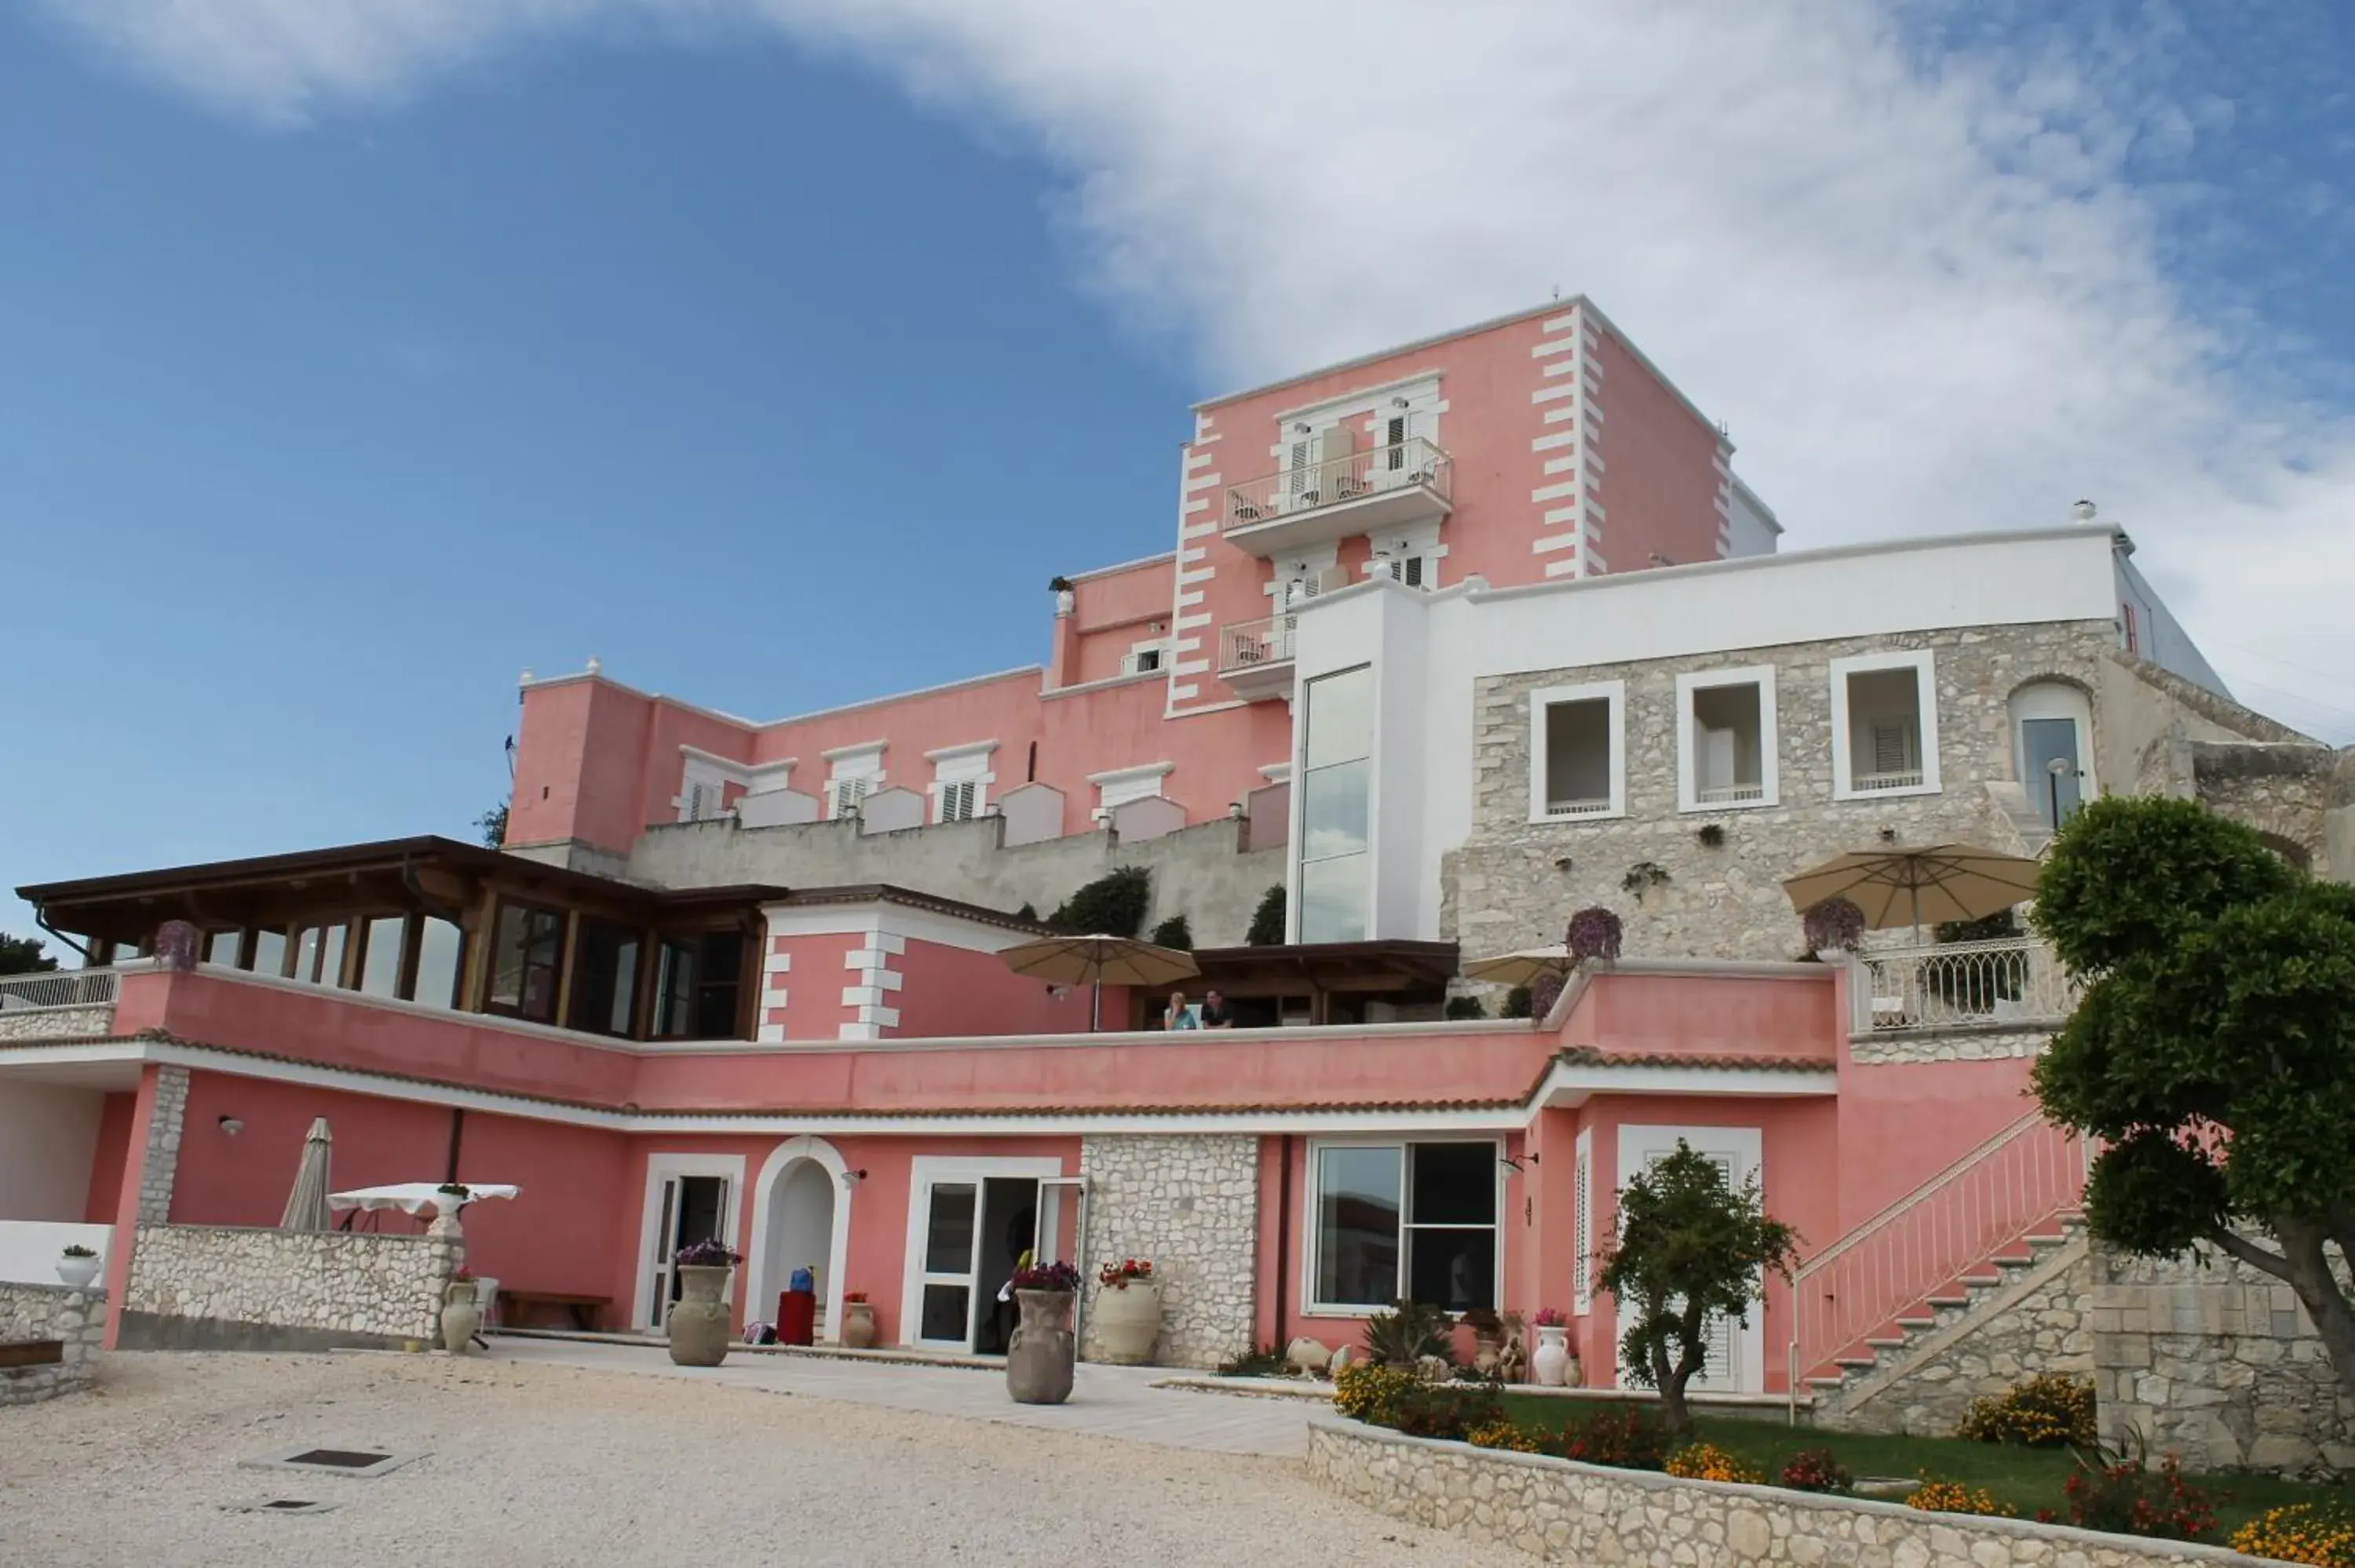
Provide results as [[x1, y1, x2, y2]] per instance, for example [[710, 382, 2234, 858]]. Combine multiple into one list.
[[1164, 991, 1199, 1030]]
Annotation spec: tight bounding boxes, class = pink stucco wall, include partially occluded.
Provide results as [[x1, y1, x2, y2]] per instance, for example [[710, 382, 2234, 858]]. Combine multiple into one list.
[[84, 1091, 133, 1225], [886, 937, 1112, 1039], [1587, 329, 1729, 573], [1064, 556, 1178, 687], [1832, 1056, 2039, 1234], [1561, 966, 1838, 1063]]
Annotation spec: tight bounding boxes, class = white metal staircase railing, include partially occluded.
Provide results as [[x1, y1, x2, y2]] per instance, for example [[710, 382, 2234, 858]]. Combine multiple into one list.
[[1785, 1110, 2089, 1417]]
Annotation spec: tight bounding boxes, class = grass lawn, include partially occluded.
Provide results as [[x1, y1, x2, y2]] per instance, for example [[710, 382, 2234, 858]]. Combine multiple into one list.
[[1499, 1396, 2354, 1537]]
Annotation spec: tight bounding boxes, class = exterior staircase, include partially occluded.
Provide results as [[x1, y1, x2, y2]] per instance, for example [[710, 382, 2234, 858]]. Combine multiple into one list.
[[1982, 779, 2055, 859], [1785, 1111, 2090, 1417]]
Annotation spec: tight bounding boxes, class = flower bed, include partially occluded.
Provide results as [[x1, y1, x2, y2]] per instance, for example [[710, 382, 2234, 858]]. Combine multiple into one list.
[[1308, 1415, 2287, 1568]]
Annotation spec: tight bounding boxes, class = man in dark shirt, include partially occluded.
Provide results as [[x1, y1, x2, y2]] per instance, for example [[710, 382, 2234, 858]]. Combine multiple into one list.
[[1199, 989, 1233, 1028]]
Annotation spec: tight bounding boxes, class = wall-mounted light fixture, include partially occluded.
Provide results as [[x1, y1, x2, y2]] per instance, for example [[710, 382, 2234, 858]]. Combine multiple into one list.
[[1294, 421, 1311, 434], [841, 1169, 868, 1187], [217, 1115, 244, 1136], [1500, 1151, 1539, 1173], [1391, 396, 1411, 409]]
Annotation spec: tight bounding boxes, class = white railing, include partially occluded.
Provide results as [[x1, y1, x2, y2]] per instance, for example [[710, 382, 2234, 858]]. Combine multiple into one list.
[[1856, 936, 2075, 1034], [1696, 781, 1765, 805], [1852, 768, 1925, 792], [1543, 797, 1613, 818], [1225, 437, 1453, 531], [0, 967, 126, 1012], [1218, 614, 1297, 673], [1786, 1111, 2089, 1416]]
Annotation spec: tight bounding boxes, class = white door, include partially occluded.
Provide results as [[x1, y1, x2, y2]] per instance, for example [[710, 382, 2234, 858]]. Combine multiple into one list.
[[1627, 1137, 1751, 1391], [647, 1173, 731, 1326], [915, 1180, 982, 1349]]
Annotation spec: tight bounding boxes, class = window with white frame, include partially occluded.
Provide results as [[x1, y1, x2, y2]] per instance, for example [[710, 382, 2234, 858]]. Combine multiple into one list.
[[1829, 651, 1941, 800], [1675, 665, 1779, 811], [1121, 639, 1170, 676], [675, 751, 749, 824], [823, 744, 885, 820], [928, 742, 996, 824], [1090, 762, 1170, 820], [1309, 1140, 1500, 1313], [1528, 681, 1624, 821]]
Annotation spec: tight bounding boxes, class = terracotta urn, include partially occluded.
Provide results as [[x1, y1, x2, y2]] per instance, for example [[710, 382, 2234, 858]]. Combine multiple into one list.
[[1006, 1289, 1076, 1405], [1090, 1279, 1163, 1365], [841, 1300, 878, 1349], [667, 1265, 735, 1367], [440, 1281, 481, 1354]]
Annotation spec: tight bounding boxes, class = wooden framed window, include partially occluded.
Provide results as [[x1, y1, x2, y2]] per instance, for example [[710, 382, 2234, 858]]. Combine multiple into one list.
[[486, 901, 566, 1023]]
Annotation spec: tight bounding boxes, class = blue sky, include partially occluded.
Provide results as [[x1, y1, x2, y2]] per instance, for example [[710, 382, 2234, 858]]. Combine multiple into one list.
[[5, 0, 2353, 943]]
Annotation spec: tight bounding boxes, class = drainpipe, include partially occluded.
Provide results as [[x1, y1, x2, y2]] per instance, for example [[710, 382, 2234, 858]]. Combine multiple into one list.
[[34, 910, 93, 964], [444, 1109, 466, 1186], [1273, 1134, 1293, 1352]]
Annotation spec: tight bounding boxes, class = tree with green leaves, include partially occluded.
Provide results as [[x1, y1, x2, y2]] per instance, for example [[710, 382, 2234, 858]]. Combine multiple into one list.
[[1596, 1140, 1799, 1435], [2031, 796, 2355, 1405], [478, 802, 509, 848], [1246, 884, 1286, 946], [1, 933, 58, 975]]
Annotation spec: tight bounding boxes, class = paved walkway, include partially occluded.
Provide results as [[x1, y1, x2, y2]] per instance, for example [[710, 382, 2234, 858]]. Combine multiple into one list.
[[486, 1334, 1316, 1457]]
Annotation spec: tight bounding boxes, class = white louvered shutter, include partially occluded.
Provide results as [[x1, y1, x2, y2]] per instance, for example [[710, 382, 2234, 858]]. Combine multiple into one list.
[[940, 781, 977, 822]]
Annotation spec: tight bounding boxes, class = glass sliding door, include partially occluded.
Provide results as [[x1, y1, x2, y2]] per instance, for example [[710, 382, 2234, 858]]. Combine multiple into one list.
[[646, 1172, 731, 1326]]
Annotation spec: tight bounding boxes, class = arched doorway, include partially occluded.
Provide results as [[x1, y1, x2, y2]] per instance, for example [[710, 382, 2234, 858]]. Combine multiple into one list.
[[747, 1136, 852, 1342], [2009, 680, 2097, 829]]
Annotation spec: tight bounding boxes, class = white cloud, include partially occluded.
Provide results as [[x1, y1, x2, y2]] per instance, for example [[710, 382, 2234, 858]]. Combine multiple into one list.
[[43, 0, 2355, 740]]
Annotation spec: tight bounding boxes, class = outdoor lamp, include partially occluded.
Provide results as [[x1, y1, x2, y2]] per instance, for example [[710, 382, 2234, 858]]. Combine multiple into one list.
[[217, 1116, 243, 1136]]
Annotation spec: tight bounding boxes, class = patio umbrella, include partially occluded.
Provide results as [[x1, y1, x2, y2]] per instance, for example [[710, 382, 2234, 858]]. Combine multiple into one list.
[[279, 1118, 334, 1232], [1461, 946, 1572, 986], [997, 933, 1199, 1030], [1781, 842, 2043, 937]]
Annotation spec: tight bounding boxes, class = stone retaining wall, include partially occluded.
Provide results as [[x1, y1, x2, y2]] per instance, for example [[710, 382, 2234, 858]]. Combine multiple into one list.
[[1077, 1135, 1258, 1369], [1305, 1415, 2272, 1567], [1, 1282, 106, 1406], [0, 1005, 114, 1041], [2094, 1244, 2355, 1475], [122, 1223, 460, 1350]]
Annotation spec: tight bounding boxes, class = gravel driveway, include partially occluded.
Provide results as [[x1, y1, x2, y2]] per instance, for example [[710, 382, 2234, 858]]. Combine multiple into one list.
[[0, 1353, 1497, 1567]]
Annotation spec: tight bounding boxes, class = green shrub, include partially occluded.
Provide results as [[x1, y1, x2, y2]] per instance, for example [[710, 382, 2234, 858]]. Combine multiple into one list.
[[1559, 1405, 1671, 1471], [1362, 1300, 1455, 1369], [1214, 1343, 1289, 1378], [1444, 995, 1487, 1020], [2060, 1449, 2218, 1542], [1047, 866, 1152, 938], [1777, 1449, 1853, 1494], [1389, 1379, 1502, 1442], [1246, 884, 1286, 946], [1957, 1373, 2097, 1449], [1149, 913, 1193, 950], [1502, 985, 1534, 1019]]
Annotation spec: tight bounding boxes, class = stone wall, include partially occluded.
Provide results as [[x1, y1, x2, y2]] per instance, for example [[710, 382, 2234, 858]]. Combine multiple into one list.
[[2191, 742, 2342, 879], [1816, 1235, 2092, 1437], [0, 1282, 106, 1406], [1445, 621, 2120, 962], [1306, 1416, 2273, 1567], [137, 1067, 189, 1225], [121, 1223, 460, 1350], [1077, 1135, 1258, 1369], [2094, 1243, 2355, 1475], [0, 1005, 114, 1041], [1845, 1024, 2057, 1065]]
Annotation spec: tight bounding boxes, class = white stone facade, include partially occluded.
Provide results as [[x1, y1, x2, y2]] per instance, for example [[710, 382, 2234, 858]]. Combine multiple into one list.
[[1306, 1416, 2276, 1567], [136, 1066, 189, 1226], [0, 1005, 113, 1041], [1078, 1135, 1258, 1369], [124, 1223, 460, 1344], [0, 1282, 106, 1407]]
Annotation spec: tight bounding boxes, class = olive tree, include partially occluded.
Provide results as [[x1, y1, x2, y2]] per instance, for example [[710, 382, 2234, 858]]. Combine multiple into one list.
[[2031, 796, 2355, 1404], [1595, 1140, 1799, 1435]]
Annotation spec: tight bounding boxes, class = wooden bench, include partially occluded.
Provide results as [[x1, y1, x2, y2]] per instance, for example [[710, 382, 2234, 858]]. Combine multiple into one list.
[[0, 1340, 63, 1369], [495, 1291, 611, 1333]]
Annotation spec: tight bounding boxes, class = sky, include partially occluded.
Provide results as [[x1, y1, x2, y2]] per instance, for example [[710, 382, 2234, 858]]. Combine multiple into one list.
[[4, 0, 2353, 943]]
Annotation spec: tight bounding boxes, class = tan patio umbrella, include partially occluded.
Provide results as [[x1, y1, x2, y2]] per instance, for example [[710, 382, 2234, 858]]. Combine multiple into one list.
[[998, 933, 1199, 1030], [1782, 842, 2043, 937], [279, 1117, 334, 1232], [1462, 946, 1572, 986]]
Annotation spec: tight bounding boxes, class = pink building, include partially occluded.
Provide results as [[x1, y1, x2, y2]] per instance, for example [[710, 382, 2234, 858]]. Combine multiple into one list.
[[5, 304, 2338, 1431]]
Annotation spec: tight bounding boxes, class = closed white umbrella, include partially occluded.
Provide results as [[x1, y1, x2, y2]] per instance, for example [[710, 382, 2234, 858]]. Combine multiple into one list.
[[279, 1118, 334, 1232], [998, 933, 1199, 1030]]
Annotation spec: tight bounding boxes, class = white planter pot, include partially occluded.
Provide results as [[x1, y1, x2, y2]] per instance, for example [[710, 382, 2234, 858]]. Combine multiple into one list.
[[1815, 946, 1848, 964], [1532, 1325, 1572, 1387], [1090, 1280, 1163, 1365], [56, 1255, 100, 1289]]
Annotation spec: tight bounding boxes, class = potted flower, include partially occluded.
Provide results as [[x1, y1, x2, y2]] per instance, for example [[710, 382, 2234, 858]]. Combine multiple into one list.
[[441, 1265, 481, 1354], [56, 1244, 100, 1289], [668, 1238, 742, 1368], [1805, 896, 1866, 961], [1005, 1260, 1081, 1405], [840, 1289, 878, 1350], [1531, 1307, 1575, 1387], [1091, 1258, 1162, 1365], [1567, 906, 1623, 965]]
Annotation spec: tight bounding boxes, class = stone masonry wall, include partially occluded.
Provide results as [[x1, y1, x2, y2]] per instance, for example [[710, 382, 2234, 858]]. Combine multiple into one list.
[[0, 1283, 107, 1407], [137, 1066, 189, 1225], [1306, 1416, 2276, 1567], [1845, 1024, 2057, 1065], [2094, 1242, 2355, 1475], [1445, 621, 2119, 961], [0, 1005, 114, 1041], [1816, 1236, 2093, 1437], [125, 1223, 460, 1344], [1078, 1135, 1258, 1369]]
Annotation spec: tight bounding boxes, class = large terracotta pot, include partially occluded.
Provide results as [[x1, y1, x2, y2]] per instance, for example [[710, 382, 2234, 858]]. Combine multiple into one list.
[[1532, 1324, 1572, 1387], [1006, 1289, 1076, 1405], [441, 1282, 481, 1355], [841, 1300, 878, 1349], [1090, 1280, 1163, 1365], [667, 1265, 735, 1367]]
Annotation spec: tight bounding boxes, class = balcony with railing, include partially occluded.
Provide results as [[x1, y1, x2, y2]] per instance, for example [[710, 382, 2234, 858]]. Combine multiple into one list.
[[1217, 614, 1298, 702], [1853, 936, 2076, 1036], [1221, 436, 1453, 556], [0, 965, 127, 1041]]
